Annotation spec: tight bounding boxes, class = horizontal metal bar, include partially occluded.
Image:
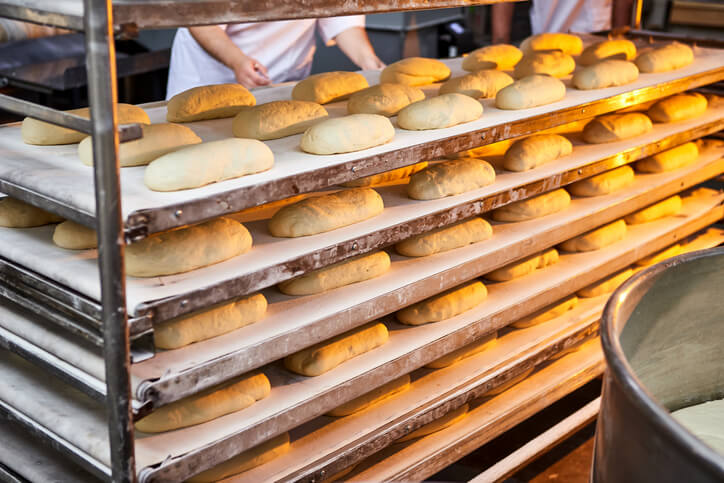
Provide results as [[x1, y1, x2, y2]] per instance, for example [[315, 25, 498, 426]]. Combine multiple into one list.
[[0, 181, 96, 230], [0, 2, 84, 30], [627, 29, 724, 49]]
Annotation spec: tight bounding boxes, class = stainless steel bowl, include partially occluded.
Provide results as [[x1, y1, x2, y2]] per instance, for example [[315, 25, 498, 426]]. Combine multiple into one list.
[[593, 246, 724, 483]]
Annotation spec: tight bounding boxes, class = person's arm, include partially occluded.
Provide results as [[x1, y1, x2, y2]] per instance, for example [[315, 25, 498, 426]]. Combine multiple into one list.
[[188, 25, 270, 88], [491, 3, 515, 44], [612, 0, 635, 28], [334, 27, 385, 70]]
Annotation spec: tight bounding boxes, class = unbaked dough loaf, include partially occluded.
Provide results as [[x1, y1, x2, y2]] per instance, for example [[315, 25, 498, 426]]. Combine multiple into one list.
[[52, 220, 96, 249], [579, 39, 637, 66], [491, 189, 571, 222], [495, 74, 567, 110], [395, 217, 492, 257], [485, 367, 535, 396], [284, 322, 389, 377], [636, 243, 681, 267], [167, 83, 256, 122], [188, 433, 290, 483], [0, 197, 63, 228], [503, 134, 573, 172], [635, 42, 694, 73], [572, 60, 639, 90], [634, 142, 699, 173], [278, 251, 390, 295], [520, 33, 583, 55], [380, 57, 451, 86], [577, 267, 633, 297], [462, 44, 523, 71], [559, 219, 627, 252], [341, 161, 428, 187], [292, 71, 369, 104], [407, 158, 495, 200], [144, 138, 273, 191], [126, 217, 252, 277], [268, 188, 384, 237], [439, 70, 514, 99], [398, 404, 469, 442], [512, 295, 578, 329], [648, 92, 708, 123], [485, 248, 559, 282], [624, 195, 682, 224], [396, 280, 487, 326], [347, 83, 425, 117], [327, 374, 411, 417], [582, 113, 653, 144], [232, 100, 328, 140], [79, 123, 202, 167], [300, 114, 394, 155], [425, 331, 497, 369], [135, 372, 270, 433], [513, 51, 576, 79], [397, 93, 483, 130], [21, 104, 150, 145], [568, 165, 635, 197], [154, 293, 267, 349]]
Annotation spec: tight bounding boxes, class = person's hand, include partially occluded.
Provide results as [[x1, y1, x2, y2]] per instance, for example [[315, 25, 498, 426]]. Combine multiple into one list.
[[358, 55, 386, 71], [232, 54, 271, 88]]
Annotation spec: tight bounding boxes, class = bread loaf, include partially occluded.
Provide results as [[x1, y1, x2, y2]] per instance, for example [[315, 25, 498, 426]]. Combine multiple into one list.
[[572, 60, 639, 90], [485, 248, 559, 282], [495, 74, 566, 110], [578, 268, 633, 297], [407, 158, 495, 200], [232, 100, 328, 140], [300, 114, 394, 154], [167, 84, 255, 122], [634, 142, 698, 173], [462, 44, 523, 71], [491, 189, 571, 222], [397, 93, 483, 130], [579, 39, 637, 66], [341, 161, 428, 187], [347, 83, 425, 117], [380, 57, 451, 86], [425, 331, 497, 369], [513, 51, 576, 78], [559, 219, 627, 252], [292, 71, 369, 104], [396, 280, 487, 326], [635, 42, 694, 73], [520, 33, 583, 55], [52, 220, 97, 249], [624, 195, 682, 224], [582, 113, 652, 144], [503, 134, 572, 172], [0, 197, 63, 228], [439, 69, 514, 98], [636, 244, 681, 267], [327, 375, 410, 417], [648, 92, 707, 123], [395, 217, 493, 257], [512, 295, 578, 329], [568, 165, 635, 197]]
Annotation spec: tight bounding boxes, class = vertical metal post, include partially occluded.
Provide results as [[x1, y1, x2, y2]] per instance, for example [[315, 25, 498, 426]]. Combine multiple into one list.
[[630, 0, 644, 29], [83, 0, 136, 481]]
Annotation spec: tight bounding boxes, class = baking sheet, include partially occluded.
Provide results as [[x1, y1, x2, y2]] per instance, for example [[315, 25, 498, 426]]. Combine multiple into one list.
[[0, 45, 721, 227]]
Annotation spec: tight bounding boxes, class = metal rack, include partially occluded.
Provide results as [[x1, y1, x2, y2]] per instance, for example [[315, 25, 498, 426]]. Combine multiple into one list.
[[0, 0, 723, 481]]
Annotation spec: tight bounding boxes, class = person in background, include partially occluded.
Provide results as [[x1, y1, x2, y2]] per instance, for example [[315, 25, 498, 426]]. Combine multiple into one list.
[[167, 17, 384, 98]]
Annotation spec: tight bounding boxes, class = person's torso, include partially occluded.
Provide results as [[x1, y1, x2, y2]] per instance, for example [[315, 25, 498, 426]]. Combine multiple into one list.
[[530, 0, 612, 34]]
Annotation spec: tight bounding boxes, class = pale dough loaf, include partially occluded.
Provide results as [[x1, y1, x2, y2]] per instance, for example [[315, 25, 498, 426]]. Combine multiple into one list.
[[0, 197, 63, 228], [568, 165, 635, 197], [380, 57, 451, 86], [491, 189, 571, 222], [231, 100, 328, 140], [495, 74, 567, 110], [21, 104, 149, 145], [268, 188, 384, 237], [278, 251, 390, 296], [462, 44, 523, 71], [634, 142, 699, 173], [439, 70, 514, 99], [648, 92, 707, 123], [52, 220, 96, 250], [578, 267, 633, 297], [406, 158, 495, 200], [503, 134, 573, 172], [485, 367, 535, 396], [292, 71, 369, 104], [513, 51, 576, 79], [582, 113, 653, 144], [395, 217, 492, 257], [144, 138, 273, 191], [154, 293, 267, 349], [284, 322, 389, 377], [126, 218, 252, 277], [166, 83, 255, 122], [347, 83, 425, 117], [341, 161, 428, 188], [636, 243, 681, 267], [398, 404, 469, 442], [397, 93, 483, 131], [485, 248, 559, 282], [79, 123, 202, 167], [135, 372, 270, 433], [579, 39, 637, 66], [425, 331, 497, 369], [396, 280, 487, 326], [300, 114, 394, 155], [572, 60, 639, 90], [559, 219, 627, 252], [327, 374, 411, 417], [624, 195, 682, 224], [512, 295, 578, 329], [635, 42, 694, 73], [188, 433, 290, 483], [520, 33, 583, 55]]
